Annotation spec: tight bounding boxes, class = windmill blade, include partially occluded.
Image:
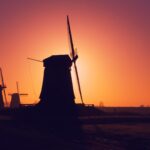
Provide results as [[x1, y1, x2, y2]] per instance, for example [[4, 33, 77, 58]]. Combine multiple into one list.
[[74, 62, 84, 104], [16, 82, 28, 95], [0, 68, 5, 87], [67, 16, 84, 104], [0, 68, 8, 106], [16, 81, 19, 94], [67, 15, 76, 59], [27, 57, 42, 62], [19, 93, 28, 96], [3, 89, 8, 106]]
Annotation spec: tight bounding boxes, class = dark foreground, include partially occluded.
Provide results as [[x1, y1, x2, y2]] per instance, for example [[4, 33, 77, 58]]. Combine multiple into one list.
[[0, 116, 150, 150]]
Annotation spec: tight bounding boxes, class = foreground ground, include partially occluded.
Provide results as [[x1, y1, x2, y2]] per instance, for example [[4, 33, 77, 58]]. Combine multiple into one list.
[[83, 123, 150, 150], [0, 116, 150, 150]]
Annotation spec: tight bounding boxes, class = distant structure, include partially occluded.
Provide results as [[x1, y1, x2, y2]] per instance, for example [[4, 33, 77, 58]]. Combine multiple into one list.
[[0, 68, 7, 108], [9, 82, 28, 108], [99, 101, 104, 108], [10, 93, 20, 108]]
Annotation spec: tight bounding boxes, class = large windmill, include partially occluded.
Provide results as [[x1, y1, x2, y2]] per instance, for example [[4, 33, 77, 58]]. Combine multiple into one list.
[[0, 68, 8, 108], [9, 82, 28, 108], [38, 16, 84, 117], [28, 16, 84, 106]]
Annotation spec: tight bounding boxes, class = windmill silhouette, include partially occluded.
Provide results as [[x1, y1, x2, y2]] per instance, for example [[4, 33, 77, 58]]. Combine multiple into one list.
[[9, 82, 28, 108], [38, 16, 84, 117], [27, 16, 84, 108], [0, 68, 8, 108]]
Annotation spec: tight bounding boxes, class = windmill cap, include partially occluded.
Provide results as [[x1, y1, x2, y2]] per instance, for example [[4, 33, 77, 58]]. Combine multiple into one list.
[[43, 55, 72, 68]]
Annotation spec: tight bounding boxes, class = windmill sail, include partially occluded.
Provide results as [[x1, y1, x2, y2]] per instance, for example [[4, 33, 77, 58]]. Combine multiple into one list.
[[67, 16, 84, 104], [0, 68, 8, 106], [15, 81, 28, 96], [16, 81, 19, 94]]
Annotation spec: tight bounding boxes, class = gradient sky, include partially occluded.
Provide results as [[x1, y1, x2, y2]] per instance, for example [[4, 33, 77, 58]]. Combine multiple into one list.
[[0, 0, 150, 106]]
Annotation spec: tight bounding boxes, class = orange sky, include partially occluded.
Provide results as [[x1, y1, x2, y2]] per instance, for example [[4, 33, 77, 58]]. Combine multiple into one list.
[[0, 0, 150, 106]]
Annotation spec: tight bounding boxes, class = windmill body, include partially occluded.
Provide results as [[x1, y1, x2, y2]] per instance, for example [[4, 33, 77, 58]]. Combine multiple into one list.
[[10, 93, 20, 108], [9, 82, 28, 108], [39, 55, 76, 117]]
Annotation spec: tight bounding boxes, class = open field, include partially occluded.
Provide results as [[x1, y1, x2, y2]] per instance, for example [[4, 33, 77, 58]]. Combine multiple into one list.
[[83, 123, 150, 150], [0, 114, 150, 150]]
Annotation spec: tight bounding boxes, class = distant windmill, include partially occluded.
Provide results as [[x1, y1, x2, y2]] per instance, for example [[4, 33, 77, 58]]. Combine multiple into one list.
[[9, 82, 28, 108], [67, 16, 84, 104], [0, 68, 8, 108]]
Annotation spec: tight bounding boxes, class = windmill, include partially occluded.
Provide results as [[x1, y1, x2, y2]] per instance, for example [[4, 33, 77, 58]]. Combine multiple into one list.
[[37, 16, 84, 118], [9, 82, 28, 108], [0, 68, 8, 108], [67, 16, 84, 105]]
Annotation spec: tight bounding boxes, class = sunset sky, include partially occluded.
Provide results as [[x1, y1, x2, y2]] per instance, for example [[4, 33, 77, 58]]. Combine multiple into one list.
[[0, 0, 150, 106]]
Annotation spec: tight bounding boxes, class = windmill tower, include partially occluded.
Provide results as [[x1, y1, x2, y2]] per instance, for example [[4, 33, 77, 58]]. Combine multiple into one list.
[[38, 16, 84, 117], [0, 68, 8, 108], [9, 82, 28, 108]]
